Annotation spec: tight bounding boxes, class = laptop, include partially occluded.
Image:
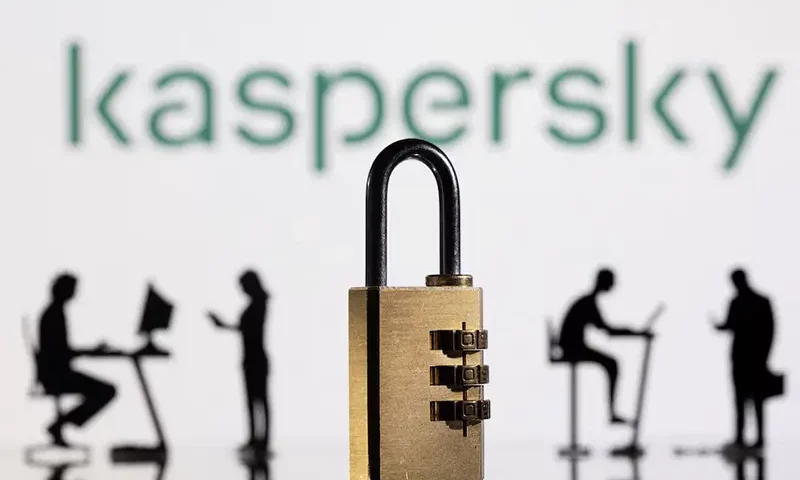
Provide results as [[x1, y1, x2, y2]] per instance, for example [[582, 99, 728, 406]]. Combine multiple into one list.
[[643, 302, 667, 331]]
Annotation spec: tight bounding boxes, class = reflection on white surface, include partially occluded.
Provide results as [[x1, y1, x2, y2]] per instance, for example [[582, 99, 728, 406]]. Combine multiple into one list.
[[3, 442, 800, 479]]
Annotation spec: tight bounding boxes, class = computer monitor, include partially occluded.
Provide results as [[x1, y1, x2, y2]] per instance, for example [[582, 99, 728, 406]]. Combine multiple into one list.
[[138, 284, 173, 352]]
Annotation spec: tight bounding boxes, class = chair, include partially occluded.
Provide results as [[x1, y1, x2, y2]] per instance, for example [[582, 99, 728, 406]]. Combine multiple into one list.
[[21, 316, 89, 459], [547, 318, 590, 459]]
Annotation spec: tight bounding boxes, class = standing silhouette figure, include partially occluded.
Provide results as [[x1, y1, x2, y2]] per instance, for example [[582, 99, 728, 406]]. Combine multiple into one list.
[[36, 273, 117, 446], [557, 268, 652, 424], [208, 270, 271, 455], [713, 269, 778, 451]]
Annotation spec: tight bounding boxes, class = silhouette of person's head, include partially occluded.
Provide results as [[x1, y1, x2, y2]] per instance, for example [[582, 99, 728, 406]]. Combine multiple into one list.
[[731, 268, 750, 293], [593, 268, 615, 294], [240, 270, 268, 299], [51, 273, 77, 304]]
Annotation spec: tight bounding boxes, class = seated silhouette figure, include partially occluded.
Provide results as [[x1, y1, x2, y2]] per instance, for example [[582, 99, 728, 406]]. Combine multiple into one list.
[[37, 273, 116, 446], [208, 269, 271, 456], [557, 268, 651, 424], [713, 268, 781, 452]]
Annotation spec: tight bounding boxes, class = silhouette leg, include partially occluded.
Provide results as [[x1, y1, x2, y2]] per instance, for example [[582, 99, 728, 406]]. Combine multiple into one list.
[[260, 395, 270, 450], [249, 362, 268, 449], [567, 347, 624, 424], [246, 396, 257, 445], [45, 415, 68, 447], [258, 376, 268, 449], [754, 397, 765, 448], [734, 391, 745, 445], [605, 359, 621, 423], [583, 350, 621, 423], [53, 371, 116, 430], [236, 365, 256, 450]]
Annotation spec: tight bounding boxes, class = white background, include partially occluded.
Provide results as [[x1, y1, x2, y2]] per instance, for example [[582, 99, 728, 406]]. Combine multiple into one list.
[[0, 0, 797, 462]]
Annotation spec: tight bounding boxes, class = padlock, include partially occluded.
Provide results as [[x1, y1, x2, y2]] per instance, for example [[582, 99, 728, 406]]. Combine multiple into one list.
[[349, 138, 490, 480]]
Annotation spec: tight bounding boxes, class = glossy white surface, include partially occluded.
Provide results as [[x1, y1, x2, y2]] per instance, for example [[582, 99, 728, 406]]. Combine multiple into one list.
[[2, 442, 799, 479]]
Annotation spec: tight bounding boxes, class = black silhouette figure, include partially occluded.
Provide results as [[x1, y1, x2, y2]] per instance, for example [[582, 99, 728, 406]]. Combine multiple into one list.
[[35, 273, 117, 447], [712, 269, 784, 452], [557, 268, 652, 425], [209, 270, 271, 456]]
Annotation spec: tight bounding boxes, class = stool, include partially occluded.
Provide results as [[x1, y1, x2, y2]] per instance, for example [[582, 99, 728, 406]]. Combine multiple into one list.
[[547, 320, 590, 459]]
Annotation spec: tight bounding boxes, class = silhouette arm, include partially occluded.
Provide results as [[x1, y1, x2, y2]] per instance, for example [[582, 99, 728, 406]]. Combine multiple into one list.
[[208, 312, 239, 331], [593, 306, 642, 337], [595, 317, 642, 337], [602, 324, 641, 337], [716, 301, 737, 332]]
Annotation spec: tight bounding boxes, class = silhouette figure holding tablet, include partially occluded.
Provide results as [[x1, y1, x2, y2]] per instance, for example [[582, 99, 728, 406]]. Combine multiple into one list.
[[558, 268, 652, 424], [36, 273, 117, 446], [208, 270, 271, 455], [712, 269, 783, 452]]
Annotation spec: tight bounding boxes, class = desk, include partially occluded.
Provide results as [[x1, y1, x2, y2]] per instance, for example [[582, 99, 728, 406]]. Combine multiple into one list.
[[83, 344, 170, 463]]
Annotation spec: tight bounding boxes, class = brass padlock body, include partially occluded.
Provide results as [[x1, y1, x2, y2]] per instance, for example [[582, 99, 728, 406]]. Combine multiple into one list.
[[349, 286, 484, 480]]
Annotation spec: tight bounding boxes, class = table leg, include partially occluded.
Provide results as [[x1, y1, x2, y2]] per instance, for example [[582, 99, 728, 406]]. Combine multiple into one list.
[[110, 357, 168, 464], [132, 357, 166, 447]]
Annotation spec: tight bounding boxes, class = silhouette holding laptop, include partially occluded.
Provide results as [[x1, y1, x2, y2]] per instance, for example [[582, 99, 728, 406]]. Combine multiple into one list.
[[36, 273, 118, 446]]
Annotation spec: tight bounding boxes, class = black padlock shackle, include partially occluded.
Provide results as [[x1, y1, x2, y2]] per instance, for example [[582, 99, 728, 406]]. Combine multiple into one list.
[[365, 139, 461, 287]]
